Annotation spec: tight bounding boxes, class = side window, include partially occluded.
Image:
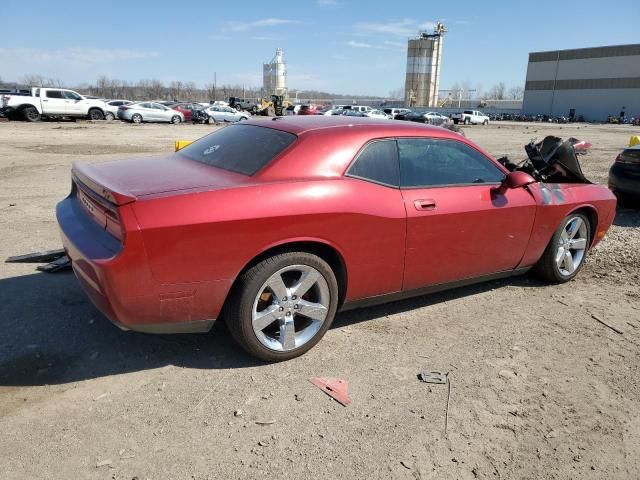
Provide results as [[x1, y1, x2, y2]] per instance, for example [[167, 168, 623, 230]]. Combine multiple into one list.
[[347, 140, 399, 187], [46, 90, 64, 99], [63, 91, 82, 100], [398, 139, 505, 188]]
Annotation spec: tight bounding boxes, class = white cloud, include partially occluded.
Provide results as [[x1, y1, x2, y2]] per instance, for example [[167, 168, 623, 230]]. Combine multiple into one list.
[[223, 18, 299, 32], [354, 18, 436, 37], [317, 0, 338, 5], [0, 47, 159, 65], [346, 40, 386, 49]]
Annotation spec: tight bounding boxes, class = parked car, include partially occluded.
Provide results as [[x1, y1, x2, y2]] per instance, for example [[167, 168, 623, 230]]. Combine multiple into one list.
[[340, 110, 368, 117], [383, 107, 411, 119], [56, 116, 616, 361], [451, 110, 490, 125], [204, 105, 249, 123], [104, 100, 132, 121], [397, 111, 450, 126], [364, 109, 392, 120], [117, 102, 184, 124], [346, 105, 373, 113], [228, 97, 258, 113], [284, 105, 302, 116], [169, 103, 204, 122], [0, 87, 107, 122], [297, 105, 318, 115], [609, 145, 640, 202]]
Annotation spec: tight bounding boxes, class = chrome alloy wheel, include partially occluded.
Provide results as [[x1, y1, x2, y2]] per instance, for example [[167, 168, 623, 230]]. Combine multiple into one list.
[[555, 216, 588, 276], [252, 265, 330, 352]]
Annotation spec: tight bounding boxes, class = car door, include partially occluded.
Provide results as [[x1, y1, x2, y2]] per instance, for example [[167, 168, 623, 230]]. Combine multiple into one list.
[[63, 90, 85, 115], [398, 137, 537, 291], [137, 103, 154, 121], [42, 89, 68, 115]]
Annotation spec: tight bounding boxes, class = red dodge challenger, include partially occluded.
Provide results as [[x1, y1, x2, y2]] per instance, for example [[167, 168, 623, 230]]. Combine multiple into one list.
[[57, 116, 616, 361]]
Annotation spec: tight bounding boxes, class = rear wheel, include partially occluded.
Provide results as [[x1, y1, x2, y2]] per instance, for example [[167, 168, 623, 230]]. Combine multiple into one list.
[[464, 118, 470, 125], [483, 119, 489, 125], [131, 113, 143, 123], [533, 213, 590, 283], [104, 112, 115, 121], [88, 108, 104, 120], [22, 106, 41, 122], [225, 252, 339, 361], [171, 115, 181, 124]]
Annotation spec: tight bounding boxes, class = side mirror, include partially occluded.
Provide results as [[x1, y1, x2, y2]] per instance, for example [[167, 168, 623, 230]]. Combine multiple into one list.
[[492, 171, 536, 195]]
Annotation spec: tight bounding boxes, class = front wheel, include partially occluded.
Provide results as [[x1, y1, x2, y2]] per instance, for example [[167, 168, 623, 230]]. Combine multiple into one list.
[[225, 252, 339, 361], [131, 113, 143, 123], [464, 118, 470, 125], [533, 213, 590, 283], [483, 119, 489, 125]]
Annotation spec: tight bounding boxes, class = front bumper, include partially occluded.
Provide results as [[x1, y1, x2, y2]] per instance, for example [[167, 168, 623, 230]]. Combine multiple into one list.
[[609, 164, 640, 196], [56, 195, 214, 333]]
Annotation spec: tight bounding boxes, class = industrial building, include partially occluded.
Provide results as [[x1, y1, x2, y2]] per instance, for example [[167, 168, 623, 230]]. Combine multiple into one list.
[[263, 48, 287, 97], [522, 43, 640, 121], [404, 23, 446, 108]]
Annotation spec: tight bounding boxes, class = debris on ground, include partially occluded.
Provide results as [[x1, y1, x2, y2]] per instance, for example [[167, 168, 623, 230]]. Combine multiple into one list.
[[5, 248, 65, 263], [36, 255, 71, 273], [309, 377, 352, 406], [95, 459, 112, 468], [591, 313, 624, 335], [255, 420, 276, 425], [418, 371, 449, 384]]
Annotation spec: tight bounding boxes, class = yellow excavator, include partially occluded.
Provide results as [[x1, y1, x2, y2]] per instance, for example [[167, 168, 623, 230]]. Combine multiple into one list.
[[257, 95, 290, 116]]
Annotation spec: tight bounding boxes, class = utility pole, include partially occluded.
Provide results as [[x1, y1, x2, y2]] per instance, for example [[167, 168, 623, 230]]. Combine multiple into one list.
[[213, 72, 217, 102]]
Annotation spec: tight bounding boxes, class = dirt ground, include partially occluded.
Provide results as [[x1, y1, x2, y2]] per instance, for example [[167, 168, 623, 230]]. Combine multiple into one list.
[[0, 119, 639, 480]]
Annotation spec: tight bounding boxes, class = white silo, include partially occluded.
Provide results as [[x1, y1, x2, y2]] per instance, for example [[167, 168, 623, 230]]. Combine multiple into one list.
[[263, 48, 287, 97], [404, 23, 446, 108]]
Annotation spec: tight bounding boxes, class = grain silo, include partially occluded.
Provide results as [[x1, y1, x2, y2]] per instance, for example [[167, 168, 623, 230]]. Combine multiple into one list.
[[404, 23, 446, 108], [263, 48, 287, 97]]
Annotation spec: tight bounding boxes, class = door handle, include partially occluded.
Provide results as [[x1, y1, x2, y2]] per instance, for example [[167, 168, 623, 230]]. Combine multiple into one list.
[[414, 199, 436, 211]]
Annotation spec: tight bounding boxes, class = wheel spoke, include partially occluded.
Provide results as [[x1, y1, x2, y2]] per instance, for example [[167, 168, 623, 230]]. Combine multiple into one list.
[[567, 218, 583, 239], [292, 270, 320, 298], [555, 246, 565, 265], [279, 317, 296, 350], [266, 274, 288, 301], [296, 299, 328, 322], [563, 251, 576, 274], [560, 230, 569, 241], [253, 305, 281, 331], [569, 238, 587, 250]]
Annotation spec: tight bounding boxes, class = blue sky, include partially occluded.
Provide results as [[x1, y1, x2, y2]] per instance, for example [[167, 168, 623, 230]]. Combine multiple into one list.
[[1, 0, 638, 96]]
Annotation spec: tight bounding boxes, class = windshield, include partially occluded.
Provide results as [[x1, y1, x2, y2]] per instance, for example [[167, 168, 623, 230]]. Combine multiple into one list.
[[177, 124, 296, 176]]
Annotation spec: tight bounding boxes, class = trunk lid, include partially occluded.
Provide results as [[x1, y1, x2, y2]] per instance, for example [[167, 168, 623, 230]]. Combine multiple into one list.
[[72, 154, 252, 204]]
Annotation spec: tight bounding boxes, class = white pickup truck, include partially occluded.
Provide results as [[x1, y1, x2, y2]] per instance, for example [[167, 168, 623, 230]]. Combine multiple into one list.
[[0, 87, 107, 122], [451, 110, 490, 125]]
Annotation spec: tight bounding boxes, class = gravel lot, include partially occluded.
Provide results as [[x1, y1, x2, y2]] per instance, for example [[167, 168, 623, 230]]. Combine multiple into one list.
[[1, 119, 639, 480]]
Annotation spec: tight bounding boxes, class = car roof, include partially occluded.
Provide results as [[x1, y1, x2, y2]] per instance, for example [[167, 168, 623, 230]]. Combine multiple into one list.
[[243, 115, 461, 138]]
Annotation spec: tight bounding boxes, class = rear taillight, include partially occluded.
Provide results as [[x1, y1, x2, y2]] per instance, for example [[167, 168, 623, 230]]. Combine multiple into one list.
[[75, 181, 124, 241], [616, 150, 640, 164], [615, 153, 624, 164]]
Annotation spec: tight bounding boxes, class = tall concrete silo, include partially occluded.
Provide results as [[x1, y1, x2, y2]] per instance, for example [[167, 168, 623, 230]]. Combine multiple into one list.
[[263, 48, 287, 97], [404, 23, 446, 108]]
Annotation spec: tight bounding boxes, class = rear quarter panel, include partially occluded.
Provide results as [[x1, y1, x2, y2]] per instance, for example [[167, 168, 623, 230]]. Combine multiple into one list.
[[131, 179, 407, 318]]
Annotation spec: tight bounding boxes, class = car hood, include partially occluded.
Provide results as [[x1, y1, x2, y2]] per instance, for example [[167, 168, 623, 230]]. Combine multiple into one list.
[[73, 154, 252, 203]]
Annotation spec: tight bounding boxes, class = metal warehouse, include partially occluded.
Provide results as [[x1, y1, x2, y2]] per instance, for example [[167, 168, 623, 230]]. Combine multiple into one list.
[[522, 43, 640, 121]]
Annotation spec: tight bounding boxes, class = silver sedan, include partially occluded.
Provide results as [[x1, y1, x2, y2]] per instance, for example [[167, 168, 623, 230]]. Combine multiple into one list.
[[117, 102, 185, 124], [205, 105, 249, 123]]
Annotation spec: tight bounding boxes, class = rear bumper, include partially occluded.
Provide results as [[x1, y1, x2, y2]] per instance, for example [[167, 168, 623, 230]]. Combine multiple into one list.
[[56, 196, 215, 333]]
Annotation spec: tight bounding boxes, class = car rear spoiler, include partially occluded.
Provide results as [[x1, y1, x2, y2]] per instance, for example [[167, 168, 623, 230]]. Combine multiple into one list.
[[72, 161, 137, 206]]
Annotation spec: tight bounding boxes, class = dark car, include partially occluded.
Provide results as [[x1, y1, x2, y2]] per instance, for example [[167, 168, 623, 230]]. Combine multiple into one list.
[[609, 145, 640, 202]]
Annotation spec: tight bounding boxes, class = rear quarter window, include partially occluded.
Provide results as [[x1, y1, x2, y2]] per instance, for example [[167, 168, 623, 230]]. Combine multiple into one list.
[[177, 124, 296, 176]]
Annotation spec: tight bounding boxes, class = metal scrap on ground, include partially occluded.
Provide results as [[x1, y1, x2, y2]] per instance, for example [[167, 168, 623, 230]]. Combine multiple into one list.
[[5, 248, 66, 263], [309, 377, 352, 406]]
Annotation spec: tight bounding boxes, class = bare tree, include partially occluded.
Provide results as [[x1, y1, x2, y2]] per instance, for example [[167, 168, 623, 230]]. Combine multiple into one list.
[[486, 82, 506, 100], [508, 86, 524, 100], [169, 80, 184, 101], [388, 85, 405, 99]]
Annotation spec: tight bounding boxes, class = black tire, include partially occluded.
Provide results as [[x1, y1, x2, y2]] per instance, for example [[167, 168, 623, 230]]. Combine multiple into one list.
[[22, 106, 41, 122], [207, 116, 214, 125], [483, 119, 489, 125], [464, 118, 470, 125], [532, 213, 590, 283], [131, 114, 143, 124], [88, 108, 104, 120], [104, 112, 115, 121], [225, 251, 339, 362], [171, 115, 181, 124]]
